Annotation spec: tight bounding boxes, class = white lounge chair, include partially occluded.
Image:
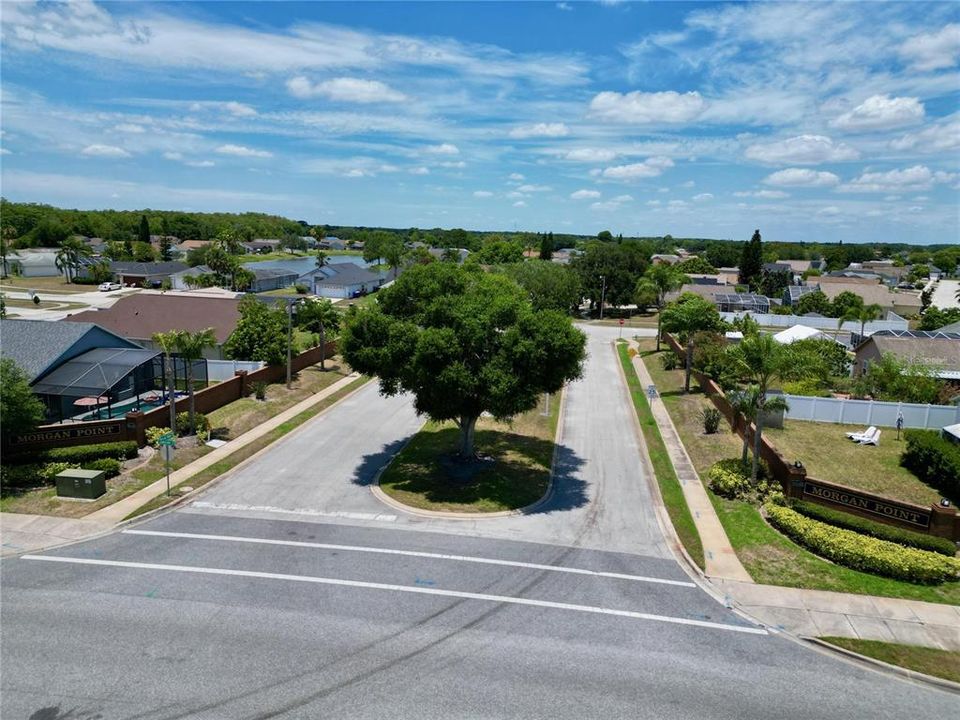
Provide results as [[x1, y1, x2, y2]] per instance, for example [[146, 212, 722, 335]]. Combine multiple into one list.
[[847, 426, 876, 441], [859, 429, 881, 446]]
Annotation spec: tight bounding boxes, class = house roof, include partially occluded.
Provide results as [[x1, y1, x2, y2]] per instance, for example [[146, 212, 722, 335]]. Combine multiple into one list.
[[817, 281, 922, 310], [0, 318, 141, 382], [250, 266, 298, 280], [64, 294, 243, 343], [861, 335, 960, 377], [32, 347, 161, 398], [175, 240, 210, 250], [773, 325, 829, 344], [110, 261, 188, 276], [314, 263, 382, 286]]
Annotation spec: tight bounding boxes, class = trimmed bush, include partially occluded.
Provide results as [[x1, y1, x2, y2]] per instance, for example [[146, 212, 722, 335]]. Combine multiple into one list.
[[6, 441, 138, 466], [145, 426, 170, 447], [84, 457, 122, 479], [791, 500, 957, 557], [176, 411, 210, 437], [1, 462, 80, 490], [765, 503, 960, 585], [901, 430, 960, 501], [708, 459, 750, 499]]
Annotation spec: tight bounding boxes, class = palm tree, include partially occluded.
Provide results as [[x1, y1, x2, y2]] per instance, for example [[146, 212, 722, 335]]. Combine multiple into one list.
[[842, 303, 883, 346], [174, 328, 217, 435], [728, 333, 815, 483], [645, 264, 687, 351], [315, 249, 329, 270], [152, 331, 180, 436], [728, 384, 790, 475], [298, 299, 340, 370], [54, 237, 92, 283], [1, 226, 18, 278]]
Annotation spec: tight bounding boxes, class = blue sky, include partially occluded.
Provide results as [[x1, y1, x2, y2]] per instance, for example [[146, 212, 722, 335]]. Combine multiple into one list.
[[1, 1, 958, 244]]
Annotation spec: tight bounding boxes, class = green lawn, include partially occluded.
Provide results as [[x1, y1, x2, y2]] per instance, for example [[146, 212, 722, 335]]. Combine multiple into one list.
[[819, 637, 960, 684], [618, 343, 705, 569], [0, 276, 92, 294], [379, 393, 560, 513], [640, 340, 960, 605]]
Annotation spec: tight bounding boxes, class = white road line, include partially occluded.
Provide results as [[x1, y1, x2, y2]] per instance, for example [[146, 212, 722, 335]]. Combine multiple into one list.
[[20, 555, 765, 635], [122, 529, 697, 588], [189, 501, 397, 522]]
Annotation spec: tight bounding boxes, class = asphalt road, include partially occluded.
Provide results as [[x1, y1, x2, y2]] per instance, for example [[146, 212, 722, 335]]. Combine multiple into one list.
[[2, 325, 956, 718]]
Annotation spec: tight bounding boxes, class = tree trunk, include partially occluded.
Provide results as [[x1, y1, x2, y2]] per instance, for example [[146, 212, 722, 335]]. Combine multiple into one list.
[[751, 405, 764, 484], [684, 340, 693, 393], [656, 309, 662, 352], [320, 324, 326, 370], [186, 360, 196, 435], [458, 415, 478, 458]]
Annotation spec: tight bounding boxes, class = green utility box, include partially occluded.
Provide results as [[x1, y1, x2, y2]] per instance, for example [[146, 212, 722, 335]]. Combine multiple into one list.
[[55, 469, 107, 500]]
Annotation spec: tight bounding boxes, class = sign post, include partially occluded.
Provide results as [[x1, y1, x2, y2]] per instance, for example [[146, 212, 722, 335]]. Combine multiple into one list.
[[158, 432, 176, 495]]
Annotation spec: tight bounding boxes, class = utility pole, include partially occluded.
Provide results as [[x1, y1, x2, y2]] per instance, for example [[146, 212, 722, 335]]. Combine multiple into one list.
[[286, 299, 296, 389], [599, 275, 607, 320]]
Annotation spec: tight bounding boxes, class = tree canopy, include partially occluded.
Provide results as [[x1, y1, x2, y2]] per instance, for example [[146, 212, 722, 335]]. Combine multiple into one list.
[[738, 229, 763, 290], [224, 295, 289, 365], [501, 260, 581, 313], [0, 358, 45, 439], [340, 263, 586, 457]]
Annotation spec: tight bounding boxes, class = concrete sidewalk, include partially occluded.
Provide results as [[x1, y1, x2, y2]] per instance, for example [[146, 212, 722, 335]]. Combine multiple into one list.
[[1, 372, 363, 556], [628, 339, 960, 651]]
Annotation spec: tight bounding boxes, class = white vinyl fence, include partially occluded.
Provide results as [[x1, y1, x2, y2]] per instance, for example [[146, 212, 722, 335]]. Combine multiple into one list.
[[721, 312, 908, 333], [777, 393, 960, 429], [206, 359, 265, 382]]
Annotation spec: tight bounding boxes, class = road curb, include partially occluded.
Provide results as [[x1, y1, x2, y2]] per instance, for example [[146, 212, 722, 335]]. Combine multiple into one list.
[[803, 637, 960, 696], [369, 387, 568, 520]]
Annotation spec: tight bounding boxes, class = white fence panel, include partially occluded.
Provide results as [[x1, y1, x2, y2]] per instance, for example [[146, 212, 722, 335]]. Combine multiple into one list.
[[721, 312, 908, 333], [206, 359, 264, 382], [777, 393, 960, 429]]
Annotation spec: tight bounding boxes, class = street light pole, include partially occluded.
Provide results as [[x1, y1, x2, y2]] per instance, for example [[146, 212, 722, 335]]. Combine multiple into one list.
[[286, 299, 295, 389], [599, 274, 607, 320]]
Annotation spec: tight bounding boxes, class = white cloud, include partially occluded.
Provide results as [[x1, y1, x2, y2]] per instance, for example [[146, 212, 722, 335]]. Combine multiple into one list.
[[646, 200, 661, 206], [0, 148, 11, 156], [899, 23, 960, 71], [80, 144, 130, 158], [744, 134, 859, 164], [114, 123, 145, 134], [517, 184, 551, 192], [733, 190, 790, 199], [890, 117, 960, 153], [838, 165, 956, 193], [424, 143, 459, 155], [512, 200, 527, 207], [589, 90, 706, 124], [473, 190, 493, 198], [286, 76, 407, 103], [556, 2, 573, 10], [223, 101, 257, 117], [763, 168, 840, 187], [570, 189, 601, 200], [693, 193, 714, 201], [680, 180, 695, 188], [438, 160, 466, 168], [509, 122, 569, 139], [163, 152, 183, 161], [564, 147, 617, 163], [668, 200, 687, 207], [409, 166, 429, 175], [185, 160, 215, 168], [601, 157, 674, 180], [216, 144, 273, 158], [508, 173, 525, 181], [506, 191, 527, 199], [589, 194, 632, 212], [830, 95, 925, 132]]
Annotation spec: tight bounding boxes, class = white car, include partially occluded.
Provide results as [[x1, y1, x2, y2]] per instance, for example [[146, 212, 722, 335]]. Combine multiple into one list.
[[98, 282, 122, 292]]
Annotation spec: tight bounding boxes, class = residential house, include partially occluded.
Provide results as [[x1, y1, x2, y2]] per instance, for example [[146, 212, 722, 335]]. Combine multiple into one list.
[[817, 279, 923, 317], [0, 318, 152, 422], [110, 261, 188, 287], [317, 236, 347, 250], [8, 248, 61, 277], [312, 263, 384, 299], [65, 293, 243, 360], [169, 264, 299, 293], [427, 247, 470, 263], [650, 254, 681, 265], [240, 239, 282, 254], [784, 284, 818, 306], [853, 329, 960, 381]]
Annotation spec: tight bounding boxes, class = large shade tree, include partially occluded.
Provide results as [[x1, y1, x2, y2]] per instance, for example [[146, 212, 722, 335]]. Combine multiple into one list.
[[638, 264, 688, 351], [0, 358, 45, 442], [341, 263, 586, 458]]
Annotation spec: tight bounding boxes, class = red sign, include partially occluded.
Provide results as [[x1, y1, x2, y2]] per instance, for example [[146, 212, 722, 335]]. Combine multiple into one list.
[[619, 318, 625, 326]]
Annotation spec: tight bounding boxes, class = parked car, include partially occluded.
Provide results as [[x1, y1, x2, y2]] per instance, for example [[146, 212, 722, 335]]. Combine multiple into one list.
[[98, 282, 122, 292]]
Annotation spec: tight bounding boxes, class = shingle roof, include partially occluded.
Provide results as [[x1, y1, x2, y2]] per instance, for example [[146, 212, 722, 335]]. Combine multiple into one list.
[[65, 294, 243, 343], [110, 261, 188, 275], [314, 263, 382, 286], [0, 318, 139, 382], [866, 335, 960, 373], [817, 281, 922, 310]]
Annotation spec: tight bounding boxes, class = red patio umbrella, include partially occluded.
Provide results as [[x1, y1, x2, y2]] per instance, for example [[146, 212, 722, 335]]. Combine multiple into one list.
[[73, 396, 109, 407]]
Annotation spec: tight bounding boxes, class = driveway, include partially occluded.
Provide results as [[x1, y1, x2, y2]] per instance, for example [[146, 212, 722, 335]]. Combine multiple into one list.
[[185, 325, 668, 557]]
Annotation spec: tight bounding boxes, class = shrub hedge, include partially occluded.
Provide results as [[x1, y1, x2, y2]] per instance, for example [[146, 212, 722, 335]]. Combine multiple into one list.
[[765, 504, 960, 585], [84, 457, 122, 479], [5, 441, 138, 466], [901, 430, 960, 501], [1, 462, 78, 489], [791, 499, 957, 557], [708, 459, 750, 499]]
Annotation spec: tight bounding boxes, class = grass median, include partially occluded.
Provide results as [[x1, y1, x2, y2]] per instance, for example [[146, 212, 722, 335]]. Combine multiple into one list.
[[617, 342, 705, 569], [818, 637, 960, 685], [378, 393, 560, 514]]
